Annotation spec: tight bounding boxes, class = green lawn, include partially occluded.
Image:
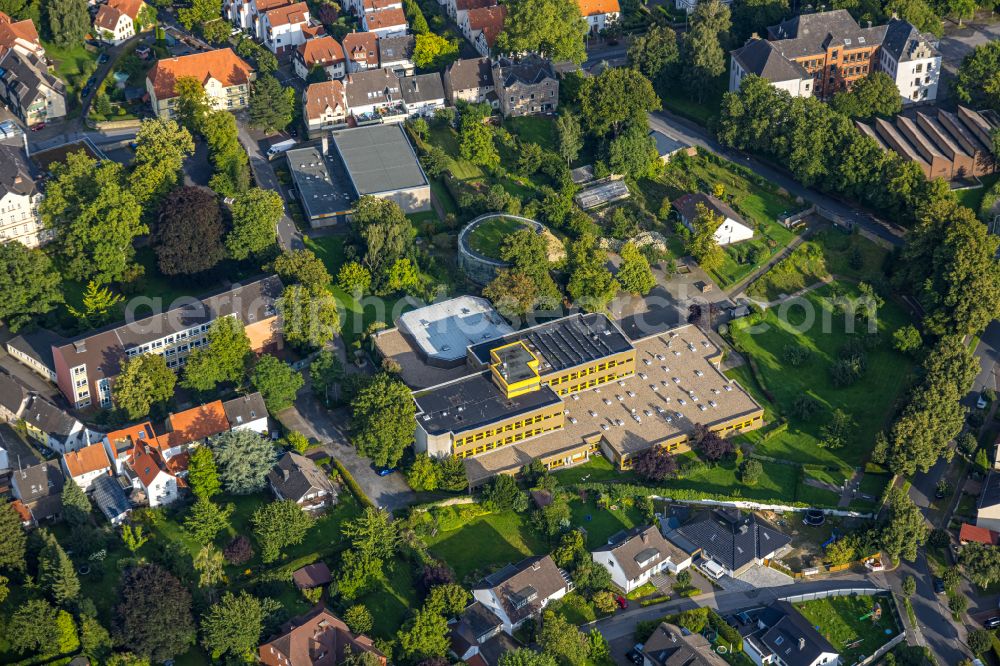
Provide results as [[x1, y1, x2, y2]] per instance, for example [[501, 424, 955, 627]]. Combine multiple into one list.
[[424, 508, 549, 581], [794, 594, 900, 664], [467, 216, 528, 259], [956, 173, 1000, 212], [569, 497, 645, 547], [355, 563, 420, 639], [42, 40, 99, 107], [423, 124, 484, 181], [551, 591, 602, 624], [729, 283, 916, 468], [748, 228, 889, 301], [666, 454, 812, 504], [504, 116, 557, 152], [554, 456, 637, 485]]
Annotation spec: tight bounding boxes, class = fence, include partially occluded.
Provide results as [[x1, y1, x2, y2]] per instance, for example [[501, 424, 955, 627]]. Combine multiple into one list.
[[780, 587, 886, 603], [652, 495, 875, 519]]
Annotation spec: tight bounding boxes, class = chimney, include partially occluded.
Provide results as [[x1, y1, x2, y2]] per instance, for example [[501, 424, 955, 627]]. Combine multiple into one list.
[[750, 31, 759, 40], [321, 135, 328, 155]]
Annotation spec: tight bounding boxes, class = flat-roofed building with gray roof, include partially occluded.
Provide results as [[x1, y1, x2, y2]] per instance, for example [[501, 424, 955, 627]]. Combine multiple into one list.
[[330, 123, 430, 213], [397, 296, 514, 368], [286, 143, 356, 226]]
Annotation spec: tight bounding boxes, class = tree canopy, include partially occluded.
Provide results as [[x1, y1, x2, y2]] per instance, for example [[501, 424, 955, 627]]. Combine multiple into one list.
[[829, 72, 903, 119], [250, 354, 305, 412], [954, 41, 1000, 111], [212, 429, 279, 494], [350, 372, 416, 468], [248, 75, 296, 133], [227, 188, 282, 260], [580, 67, 661, 137], [154, 186, 226, 275], [495, 0, 587, 64], [201, 591, 281, 660], [113, 353, 177, 420], [129, 118, 195, 205], [0, 242, 63, 331], [351, 196, 415, 292], [252, 499, 313, 562], [113, 564, 196, 661], [182, 317, 252, 392]]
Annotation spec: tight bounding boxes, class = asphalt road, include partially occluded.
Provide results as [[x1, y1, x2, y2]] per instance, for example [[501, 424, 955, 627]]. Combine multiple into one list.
[[646, 111, 906, 249], [969, 320, 1000, 407], [235, 119, 304, 252]]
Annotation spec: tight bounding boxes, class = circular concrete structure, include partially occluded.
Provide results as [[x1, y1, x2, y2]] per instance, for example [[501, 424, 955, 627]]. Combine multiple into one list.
[[457, 213, 546, 285]]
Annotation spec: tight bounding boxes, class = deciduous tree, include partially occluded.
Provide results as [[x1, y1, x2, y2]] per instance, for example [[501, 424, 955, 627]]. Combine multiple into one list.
[[681, 0, 731, 99], [8, 599, 78, 656], [881, 488, 927, 563], [632, 446, 677, 481], [251, 354, 304, 412], [617, 241, 656, 295], [129, 118, 195, 205], [279, 284, 342, 351], [495, 0, 587, 64], [567, 235, 619, 312], [413, 32, 459, 69], [397, 607, 450, 662], [337, 261, 372, 296], [113, 353, 177, 420], [351, 196, 415, 291], [153, 187, 226, 275], [959, 542, 1000, 589], [685, 203, 724, 272], [252, 499, 313, 563], [227, 188, 282, 260], [344, 605, 374, 635], [182, 317, 252, 392], [555, 113, 583, 165], [201, 591, 280, 659], [45, 0, 88, 47], [350, 372, 416, 468], [580, 67, 661, 137], [482, 474, 529, 512], [0, 242, 62, 331], [538, 610, 590, 666], [113, 564, 196, 661], [272, 249, 332, 291], [830, 72, 903, 119]]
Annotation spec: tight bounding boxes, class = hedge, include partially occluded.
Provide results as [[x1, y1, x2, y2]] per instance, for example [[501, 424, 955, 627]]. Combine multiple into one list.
[[709, 609, 743, 651], [333, 458, 375, 508]]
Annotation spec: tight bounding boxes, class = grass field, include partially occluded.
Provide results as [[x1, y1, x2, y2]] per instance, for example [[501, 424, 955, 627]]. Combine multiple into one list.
[[424, 509, 549, 581], [956, 173, 1000, 212], [42, 40, 99, 111], [569, 496, 645, 547], [794, 594, 900, 664], [730, 283, 916, 469], [656, 73, 728, 127], [504, 116, 557, 152], [467, 216, 528, 259], [425, 124, 484, 181]]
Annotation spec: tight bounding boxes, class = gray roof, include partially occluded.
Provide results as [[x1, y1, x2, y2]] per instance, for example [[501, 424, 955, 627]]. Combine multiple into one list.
[[11, 459, 64, 505], [400, 72, 445, 104], [643, 622, 727, 666], [0, 371, 27, 416], [22, 394, 80, 441], [6, 328, 67, 372], [881, 18, 938, 62], [767, 10, 887, 58], [493, 54, 556, 87], [649, 130, 689, 157], [731, 38, 808, 82], [286, 145, 355, 221], [397, 295, 513, 365], [675, 509, 790, 572], [593, 525, 689, 582], [445, 57, 493, 91], [330, 124, 428, 196], [91, 474, 131, 522], [267, 451, 336, 502], [344, 67, 402, 109], [672, 192, 747, 226], [473, 555, 570, 625], [755, 601, 838, 666], [378, 34, 414, 64], [0, 143, 36, 198], [0, 49, 63, 109], [222, 392, 268, 428]]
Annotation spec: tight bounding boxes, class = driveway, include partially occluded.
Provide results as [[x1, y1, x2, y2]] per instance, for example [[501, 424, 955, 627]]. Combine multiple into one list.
[[234, 118, 304, 252], [278, 389, 417, 513], [937, 19, 1000, 73]]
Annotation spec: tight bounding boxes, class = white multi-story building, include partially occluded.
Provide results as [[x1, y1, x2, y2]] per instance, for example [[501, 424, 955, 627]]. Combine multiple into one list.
[[293, 35, 346, 79], [303, 80, 349, 137], [61, 442, 113, 491], [729, 38, 812, 98], [93, 0, 147, 45], [878, 18, 940, 104], [0, 144, 49, 248], [342, 31, 379, 72], [146, 48, 254, 119], [260, 2, 317, 54]]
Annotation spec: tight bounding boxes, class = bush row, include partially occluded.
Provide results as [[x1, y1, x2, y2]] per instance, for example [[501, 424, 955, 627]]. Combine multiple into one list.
[[333, 458, 375, 508]]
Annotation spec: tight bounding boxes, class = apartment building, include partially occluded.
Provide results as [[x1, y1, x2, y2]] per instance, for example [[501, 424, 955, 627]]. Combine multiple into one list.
[[342, 31, 379, 72], [0, 50, 66, 125], [303, 79, 348, 137], [361, 7, 407, 37], [492, 54, 558, 117], [260, 1, 320, 54], [445, 0, 494, 23], [410, 309, 764, 486], [146, 48, 254, 119], [729, 10, 940, 104], [293, 35, 346, 80], [461, 5, 505, 58], [224, 0, 290, 34], [378, 34, 415, 75], [0, 144, 50, 247], [93, 0, 147, 45], [47, 276, 282, 410], [0, 11, 46, 59]]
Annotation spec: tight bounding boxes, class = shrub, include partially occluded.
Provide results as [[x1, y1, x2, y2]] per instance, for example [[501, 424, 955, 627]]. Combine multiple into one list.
[[333, 458, 375, 508]]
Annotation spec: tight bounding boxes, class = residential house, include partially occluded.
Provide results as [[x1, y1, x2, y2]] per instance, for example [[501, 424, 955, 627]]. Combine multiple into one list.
[[344, 67, 405, 121], [443, 57, 495, 106], [10, 459, 64, 523], [224, 0, 291, 33], [267, 451, 337, 511], [343, 31, 379, 72], [450, 602, 522, 666], [90, 474, 132, 525], [472, 555, 572, 634], [146, 48, 254, 119], [124, 440, 181, 507], [259, 607, 386, 666], [293, 35, 346, 80], [674, 0, 731, 13], [6, 329, 65, 381], [0, 144, 48, 247], [260, 2, 318, 54], [361, 7, 406, 38], [492, 55, 558, 117], [223, 392, 270, 434], [959, 522, 999, 546], [729, 10, 940, 104], [103, 422, 158, 474], [0, 50, 67, 125], [94, 0, 147, 45], [643, 622, 727, 666], [592, 525, 694, 593], [977, 471, 1000, 532], [743, 601, 839, 666], [21, 394, 99, 454], [61, 442, 112, 491], [346, 0, 400, 15], [378, 34, 415, 75], [446, 0, 494, 24], [577, 0, 619, 35], [0, 11, 45, 59], [672, 192, 755, 246], [461, 5, 504, 58], [0, 371, 26, 423], [49, 276, 281, 410], [304, 80, 349, 136], [400, 72, 445, 117], [878, 18, 940, 104], [675, 509, 791, 578], [158, 400, 231, 472]]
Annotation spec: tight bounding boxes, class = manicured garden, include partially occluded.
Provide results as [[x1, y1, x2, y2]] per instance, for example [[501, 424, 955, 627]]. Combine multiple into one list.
[[42, 40, 99, 110], [729, 283, 917, 470], [794, 594, 901, 664]]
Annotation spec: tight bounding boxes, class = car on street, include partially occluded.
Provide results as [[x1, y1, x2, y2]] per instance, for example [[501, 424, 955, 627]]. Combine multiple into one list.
[[82, 85, 91, 97], [29, 122, 45, 131], [372, 465, 396, 476], [933, 577, 946, 594], [97, 52, 110, 64], [626, 644, 643, 665], [984, 617, 1000, 629], [615, 595, 628, 609]]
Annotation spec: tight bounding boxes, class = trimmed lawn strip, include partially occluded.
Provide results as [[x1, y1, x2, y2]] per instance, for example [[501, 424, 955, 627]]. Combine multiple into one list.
[[554, 456, 637, 485], [569, 497, 644, 547], [729, 283, 916, 467], [356, 564, 420, 640], [504, 116, 557, 152], [794, 594, 900, 664]]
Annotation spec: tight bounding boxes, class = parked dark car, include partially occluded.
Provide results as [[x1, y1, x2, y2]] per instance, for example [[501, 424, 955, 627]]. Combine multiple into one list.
[[933, 577, 946, 594], [984, 617, 1000, 629], [626, 645, 643, 665], [371, 464, 396, 477], [97, 52, 110, 64]]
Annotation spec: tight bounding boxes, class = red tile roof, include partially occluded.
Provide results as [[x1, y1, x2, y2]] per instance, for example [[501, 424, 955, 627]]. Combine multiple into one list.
[[146, 48, 254, 101], [63, 442, 112, 478], [363, 7, 406, 30], [94, 5, 126, 32], [264, 1, 309, 27], [455, 0, 495, 12], [304, 79, 346, 119], [0, 13, 41, 55], [129, 446, 167, 488], [577, 0, 619, 16], [297, 35, 345, 67], [258, 608, 385, 666], [163, 401, 229, 449], [467, 5, 505, 46], [342, 31, 378, 65], [959, 522, 999, 545], [11, 499, 32, 524], [106, 422, 162, 455]]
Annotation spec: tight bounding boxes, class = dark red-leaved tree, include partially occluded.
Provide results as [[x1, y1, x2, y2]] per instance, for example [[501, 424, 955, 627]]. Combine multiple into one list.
[[696, 427, 735, 462], [223, 534, 254, 565], [154, 186, 226, 276], [113, 563, 195, 661], [419, 561, 455, 594], [632, 446, 678, 481]]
